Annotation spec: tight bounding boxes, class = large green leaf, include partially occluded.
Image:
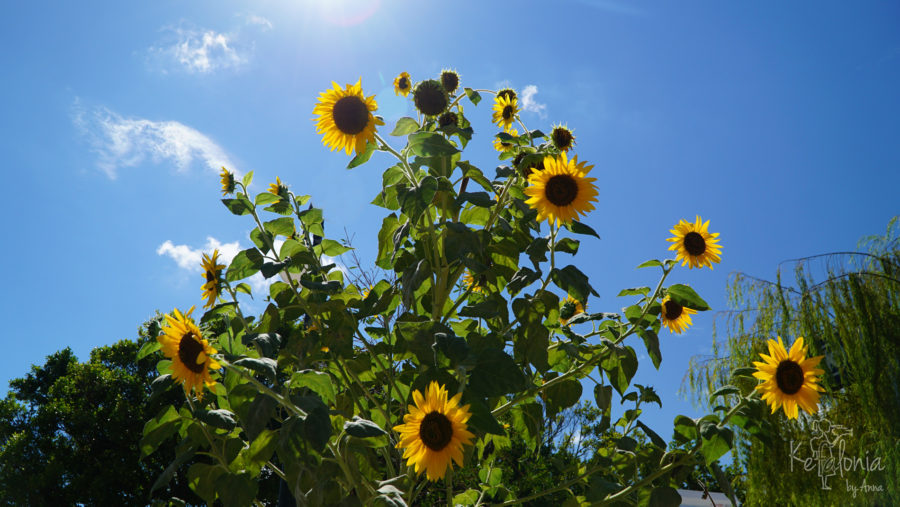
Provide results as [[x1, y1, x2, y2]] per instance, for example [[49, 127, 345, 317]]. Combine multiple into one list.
[[407, 132, 459, 157], [290, 370, 336, 405], [666, 283, 710, 311], [390, 117, 419, 136], [468, 348, 527, 397], [226, 248, 264, 282]]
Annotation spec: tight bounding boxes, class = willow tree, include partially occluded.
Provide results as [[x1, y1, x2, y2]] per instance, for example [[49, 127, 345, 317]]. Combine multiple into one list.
[[686, 217, 900, 505]]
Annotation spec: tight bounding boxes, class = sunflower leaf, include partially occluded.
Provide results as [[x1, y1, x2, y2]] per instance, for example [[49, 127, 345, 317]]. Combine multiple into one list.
[[315, 238, 352, 257], [648, 486, 682, 507], [347, 141, 376, 169], [290, 370, 336, 405], [390, 117, 419, 136], [564, 219, 601, 240], [636, 259, 663, 269], [673, 415, 698, 443], [199, 409, 237, 431], [241, 170, 253, 187], [637, 327, 662, 369], [731, 366, 757, 379], [464, 87, 481, 105], [618, 286, 651, 297], [234, 282, 252, 296], [468, 348, 526, 397], [407, 132, 459, 157], [226, 248, 264, 282], [234, 357, 277, 381], [221, 196, 253, 216], [550, 265, 599, 302], [137, 340, 161, 360], [263, 217, 294, 237], [556, 237, 580, 255], [254, 192, 280, 206], [710, 385, 740, 401], [344, 416, 388, 438], [666, 283, 710, 311]]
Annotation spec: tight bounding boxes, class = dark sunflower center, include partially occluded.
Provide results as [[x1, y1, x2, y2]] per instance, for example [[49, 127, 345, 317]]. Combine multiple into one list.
[[552, 128, 573, 149], [420, 411, 453, 451], [663, 300, 683, 320], [438, 112, 458, 128], [178, 332, 206, 374], [683, 232, 707, 256], [502, 105, 514, 120], [332, 96, 370, 135], [205, 270, 216, 283], [413, 80, 449, 116], [399, 77, 409, 90], [775, 360, 804, 395], [441, 72, 459, 93], [544, 175, 579, 206], [498, 89, 516, 101]]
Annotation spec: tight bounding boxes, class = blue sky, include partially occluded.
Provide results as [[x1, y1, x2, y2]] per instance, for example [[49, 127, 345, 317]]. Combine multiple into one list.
[[2, 0, 899, 437]]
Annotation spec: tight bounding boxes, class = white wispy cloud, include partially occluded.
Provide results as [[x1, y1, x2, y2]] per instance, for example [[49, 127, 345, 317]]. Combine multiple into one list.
[[148, 16, 271, 74], [157, 236, 272, 295], [244, 14, 273, 31], [72, 101, 235, 179], [158, 237, 351, 298], [172, 29, 244, 73], [521, 85, 547, 118]]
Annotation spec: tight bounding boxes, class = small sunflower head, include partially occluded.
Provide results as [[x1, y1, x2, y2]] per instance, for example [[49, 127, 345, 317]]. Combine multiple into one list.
[[659, 295, 697, 334], [219, 167, 235, 195], [559, 295, 586, 325], [438, 111, 458, 129], [497, 88, 517, 102], [493, 128, 519, 152], [440, 69, 460, 94], [514, 152, 544, 180], [666, 216, 723, 270], [312, 79, 384, 156], [524, 153, 599, 226], [394, 72, 412, 97], [752, 336, 825, 420], [492, 94, 519, 132], [201, 250, 226, 310], [268, 176, 287, 197], [550, 125, 576, 152], [413, 80, 450, 117]]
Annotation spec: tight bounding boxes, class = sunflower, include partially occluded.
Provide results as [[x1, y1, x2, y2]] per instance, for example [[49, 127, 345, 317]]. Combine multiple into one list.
[[559, 295, 586, 325], [753, 336, 825, 420], [413, 79, 449, 117], [659, 295, 697, 334], [493, 128, 519, 153], [438, 111, 458, 129], [157, 307, 220, 399], [313, 79, 384, 156], [268, 176, 286, 196], [394, 382, 474, 481], [462, 270, 484, 293], [219, 167, 235, 195], [492, 94, 518, 132], [550, 125, 575, 152], [666, 216, 722, 269], [497, 88, 517, 102], [201, 250, 226, 310], [394, 72, 412, 97], [440, 69, 460, 94], [524, 153, 599, 226]]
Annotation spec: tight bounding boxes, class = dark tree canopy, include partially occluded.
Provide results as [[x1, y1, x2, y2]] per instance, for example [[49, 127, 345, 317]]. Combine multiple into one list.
[[0, 319, 198, 506]]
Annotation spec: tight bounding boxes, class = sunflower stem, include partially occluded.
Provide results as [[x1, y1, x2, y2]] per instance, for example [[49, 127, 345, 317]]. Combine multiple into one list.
[[374, 132, 416, 185], [185, 396, 230, 470], [220, 359, 307, 419]]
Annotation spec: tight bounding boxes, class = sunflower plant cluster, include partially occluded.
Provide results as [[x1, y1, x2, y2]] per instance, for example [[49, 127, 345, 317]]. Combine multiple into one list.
[[138, 69, 823, 506]]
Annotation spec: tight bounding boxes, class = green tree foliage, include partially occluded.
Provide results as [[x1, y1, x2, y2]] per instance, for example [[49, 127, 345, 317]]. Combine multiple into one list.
[[0, 319, 203, 506], [686, 217, 900, 505]]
